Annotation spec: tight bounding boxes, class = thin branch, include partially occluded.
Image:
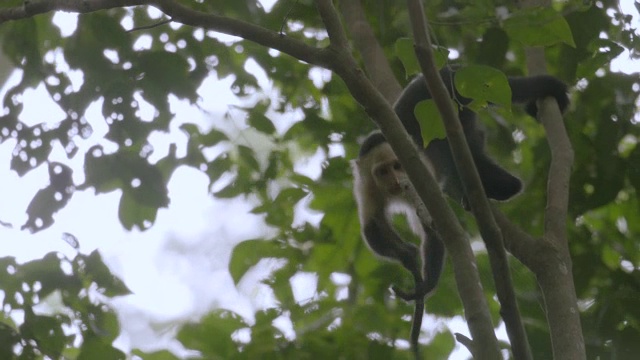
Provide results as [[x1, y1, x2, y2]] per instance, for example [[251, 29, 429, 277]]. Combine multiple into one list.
[[126, 18, 172, 33], [0, 0, 142, 23], [405, 0, 531, 358], [455, 333, 476, 357], [279, 0, 300, 35], [541, 98, 574, 240], [338, 0, 403, 103], [490, 205, 540, 270], [153, 0, 332, 67]]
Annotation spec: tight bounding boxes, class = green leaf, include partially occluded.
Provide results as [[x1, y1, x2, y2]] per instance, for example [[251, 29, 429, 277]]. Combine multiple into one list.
[[19, 313, 66, 358], [177, 311, 245, 356], [19, 253, 80, 300], [228, 239, 290, 284], [82, 251, 132, 297], [415, 99, 446, 146], [201, 128, 229, 146], [136, 51, 197, 102], [206, 154, 233, 184], [22, 163, 74, 233], [131, 349, 180, 360], [77, 335, 125, 360], [504, 8, 576, 47], [423, 331, 456, 358], [213, 179, 245, 198], [181, 124, 228, 147], [395, 38, 449, 78], [237, 145, 261, 171], [395, 38, 421, 77], [455, 65, 512, 110], [248, 112, 277, 135], [118, 191, 158, 231], [577, 39, 624, 79]]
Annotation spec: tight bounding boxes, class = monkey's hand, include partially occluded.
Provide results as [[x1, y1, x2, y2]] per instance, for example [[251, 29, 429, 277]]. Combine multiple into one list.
[[392, 275, 432, 302]]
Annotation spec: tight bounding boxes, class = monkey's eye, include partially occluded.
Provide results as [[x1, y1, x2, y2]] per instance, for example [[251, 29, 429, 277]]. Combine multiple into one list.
[[377, 167, 389, 176], [393, 161, 402, 171]]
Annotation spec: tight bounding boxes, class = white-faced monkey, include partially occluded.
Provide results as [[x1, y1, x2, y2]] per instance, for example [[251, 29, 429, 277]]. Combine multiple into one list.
[[352, 67, 569, 350]]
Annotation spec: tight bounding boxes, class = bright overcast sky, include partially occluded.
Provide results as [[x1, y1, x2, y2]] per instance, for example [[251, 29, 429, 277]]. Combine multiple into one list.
[[0, 0, 638, 358]]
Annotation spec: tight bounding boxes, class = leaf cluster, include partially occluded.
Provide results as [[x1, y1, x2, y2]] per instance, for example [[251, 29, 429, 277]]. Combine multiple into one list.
[[0, 250, 130, 359]]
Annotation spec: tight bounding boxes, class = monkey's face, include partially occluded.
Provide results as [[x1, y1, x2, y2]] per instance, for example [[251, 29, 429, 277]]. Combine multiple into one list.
[[373, 159, 405, 196], [367, 143, 406, 197]]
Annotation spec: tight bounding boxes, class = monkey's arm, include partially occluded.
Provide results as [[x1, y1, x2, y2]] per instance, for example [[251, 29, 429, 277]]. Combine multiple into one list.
[[421, 225, 446, 296], [508, 75, 569, 116], [363, 215, 423, 282]]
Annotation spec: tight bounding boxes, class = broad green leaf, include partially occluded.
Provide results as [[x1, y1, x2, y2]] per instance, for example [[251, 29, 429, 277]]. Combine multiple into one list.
[[228, 239, 290, 284], [237, 145, 261, 171], [19, 313, 66, 358], [19, 252, 80, 300], [136, 51, 197, 102], [395, 38, 421, 77], [213, 179, 245, 198], [131, 350, 180, 360], [415, 99, 446, 146], [82, 251, 132, 297], [504, 8, 576, 47], [177, 310, 246, 356], [423, 331, 456, 358], [577, 39, 624, 79], [118, 191, 158, 231], [248, 112, 277, 135], [395, 38, 449, 78], [77, 335, 125, 360], [206, 154, 233, 184], [455, 65, 512, 110]]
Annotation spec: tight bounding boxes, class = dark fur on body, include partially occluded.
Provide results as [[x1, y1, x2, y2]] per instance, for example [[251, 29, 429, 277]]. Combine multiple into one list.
[[393, 67, 569, 203]]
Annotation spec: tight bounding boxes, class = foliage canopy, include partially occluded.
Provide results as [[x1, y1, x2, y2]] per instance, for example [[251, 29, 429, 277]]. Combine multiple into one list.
[[0, 0, 639, 359]]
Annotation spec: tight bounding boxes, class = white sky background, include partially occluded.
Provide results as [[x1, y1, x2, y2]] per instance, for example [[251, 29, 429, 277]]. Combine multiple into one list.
[[0, 1, 638, 359]]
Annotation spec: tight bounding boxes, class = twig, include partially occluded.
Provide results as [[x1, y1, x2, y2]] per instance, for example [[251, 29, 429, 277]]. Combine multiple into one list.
[[126, 18, 172, 32]]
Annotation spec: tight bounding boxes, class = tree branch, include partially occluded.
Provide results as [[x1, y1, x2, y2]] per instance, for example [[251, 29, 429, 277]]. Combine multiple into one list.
[[0, 0, 141, 22], [0, 0, 332, 69], [519, 0, 584, 357], [405, 0, 531, 358], [338, 0, 403, 103], [153, 0, 332, 67], [491, 205, 540, 270]]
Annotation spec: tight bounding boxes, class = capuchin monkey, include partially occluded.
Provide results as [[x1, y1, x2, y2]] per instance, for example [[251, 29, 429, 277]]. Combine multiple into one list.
[[352, 132, 445, 355], [352, 135, 445, 299], [352, 66, 569, 298], [352, 67, 568, 355]]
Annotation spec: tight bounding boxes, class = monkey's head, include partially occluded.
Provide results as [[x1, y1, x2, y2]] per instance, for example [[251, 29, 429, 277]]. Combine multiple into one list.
[[354, 132, 407, 198]]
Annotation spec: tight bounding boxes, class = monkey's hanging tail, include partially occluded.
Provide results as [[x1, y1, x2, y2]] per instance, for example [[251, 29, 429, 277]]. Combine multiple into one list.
[[411, 298, 425, 359], [392, 280, 426, 358]]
